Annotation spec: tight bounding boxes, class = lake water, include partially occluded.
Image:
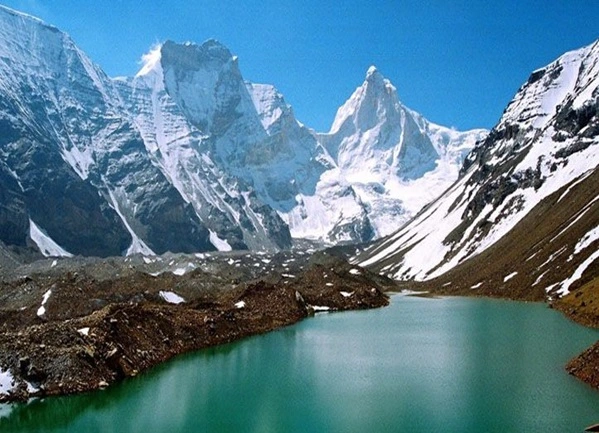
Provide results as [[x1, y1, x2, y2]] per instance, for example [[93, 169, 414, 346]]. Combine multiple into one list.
[[2, 296, 599, 432]]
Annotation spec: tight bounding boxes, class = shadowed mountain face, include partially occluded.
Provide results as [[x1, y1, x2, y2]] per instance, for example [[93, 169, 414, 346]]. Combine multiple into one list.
[[357, 40, 599, 301]]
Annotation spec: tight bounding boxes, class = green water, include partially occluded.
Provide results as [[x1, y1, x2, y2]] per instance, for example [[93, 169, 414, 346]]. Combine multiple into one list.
[[2, 296, 599, 432]]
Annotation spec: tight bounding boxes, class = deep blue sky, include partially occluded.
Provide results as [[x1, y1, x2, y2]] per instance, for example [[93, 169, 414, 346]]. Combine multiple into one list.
[[2, 1, 598, 132]]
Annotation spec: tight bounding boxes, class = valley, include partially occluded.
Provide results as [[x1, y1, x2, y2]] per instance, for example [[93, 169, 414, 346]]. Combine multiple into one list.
[[0, 3, 598, 425]]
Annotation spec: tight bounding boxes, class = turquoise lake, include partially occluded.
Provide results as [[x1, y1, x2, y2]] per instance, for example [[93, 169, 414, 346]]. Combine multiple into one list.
[[2, 296, 599, 432]]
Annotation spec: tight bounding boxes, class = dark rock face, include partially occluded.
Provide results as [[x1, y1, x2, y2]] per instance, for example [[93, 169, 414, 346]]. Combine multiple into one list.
[[0, 163, 28, 247], [0, 110, 132, 256]]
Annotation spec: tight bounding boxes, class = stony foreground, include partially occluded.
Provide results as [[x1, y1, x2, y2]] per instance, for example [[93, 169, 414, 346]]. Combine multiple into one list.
[[0, 250, 392, 402]]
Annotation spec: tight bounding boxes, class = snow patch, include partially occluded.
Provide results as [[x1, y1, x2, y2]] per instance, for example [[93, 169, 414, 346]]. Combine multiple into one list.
[[470, 282, 483, 289], [349, 268, 361, 275], [29, 219, 73, 258], [105, 189, 155, 256], [37, 289, 52, 317], [503, 272, 518, 282], [574, 227, 599, 255], [235, 301, 246, 309], [78, 327, 90, 336], [340, 291, 354, 298], [159, 291, 185, 304], [555, 249, 599, 297], [0, 369, 15, 396], [209, 230, 232, 252]]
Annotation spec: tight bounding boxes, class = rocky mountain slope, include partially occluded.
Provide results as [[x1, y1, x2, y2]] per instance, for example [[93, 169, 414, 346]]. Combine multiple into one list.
[[357, 40, 599, 301], [0, 5, 486, 257]]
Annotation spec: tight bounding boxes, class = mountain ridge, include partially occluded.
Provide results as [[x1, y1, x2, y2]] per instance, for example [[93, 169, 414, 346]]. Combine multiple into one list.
[[0, 5, 486, 257]]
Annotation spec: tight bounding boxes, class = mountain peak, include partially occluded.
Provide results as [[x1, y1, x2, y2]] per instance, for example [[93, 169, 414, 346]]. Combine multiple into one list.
[[366, 65, 378, 77], [160, 39, 234, 69], [364, 65, 387, 87]]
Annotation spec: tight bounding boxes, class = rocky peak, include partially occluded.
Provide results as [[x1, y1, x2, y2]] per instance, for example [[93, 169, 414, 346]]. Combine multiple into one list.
[[160, 39, 236, 71], [157, 39, 253, 136], [329, 66, 400, 136]]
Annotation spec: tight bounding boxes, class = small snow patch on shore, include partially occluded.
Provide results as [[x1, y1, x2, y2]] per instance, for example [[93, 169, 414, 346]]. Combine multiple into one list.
[[235, 301, 246, 309], [503, 272, 518, 282], [0, 369, 15, 396], [349, 268, 361, 275], [78, 327, 90, 336], [340, 291, 353, 298]]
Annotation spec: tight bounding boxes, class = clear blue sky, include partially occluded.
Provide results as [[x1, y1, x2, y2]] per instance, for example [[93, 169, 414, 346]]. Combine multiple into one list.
[[2, 1, 598, 132]]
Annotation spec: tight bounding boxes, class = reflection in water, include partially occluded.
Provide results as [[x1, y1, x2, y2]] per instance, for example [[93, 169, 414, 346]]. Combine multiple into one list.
[[1, 297, 599, 433]]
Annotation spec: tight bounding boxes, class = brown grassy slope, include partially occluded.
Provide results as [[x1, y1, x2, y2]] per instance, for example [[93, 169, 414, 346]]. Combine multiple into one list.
[[407, 167, 599, 302], [554, 274, 599, 328]]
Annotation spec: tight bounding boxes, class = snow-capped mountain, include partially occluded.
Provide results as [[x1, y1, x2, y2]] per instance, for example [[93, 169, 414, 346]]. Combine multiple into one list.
[[0, 4, 486, 257], [115, 40, 294, 251], [0, 6, 291, 256], [118, 40, 485, 247], [309, 66, 486, 242], [357, 40, 599, 300]]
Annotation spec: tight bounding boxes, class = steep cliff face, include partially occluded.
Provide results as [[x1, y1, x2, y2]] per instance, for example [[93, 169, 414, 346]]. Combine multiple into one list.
[[357, 40, 599, 300], [0, 6, 131, 256], [116, 41, 294, 251]]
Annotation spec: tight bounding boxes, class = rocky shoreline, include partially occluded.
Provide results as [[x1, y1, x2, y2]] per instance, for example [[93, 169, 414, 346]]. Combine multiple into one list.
[[552, 276, 599, 389], [0, 250, 393, 403]]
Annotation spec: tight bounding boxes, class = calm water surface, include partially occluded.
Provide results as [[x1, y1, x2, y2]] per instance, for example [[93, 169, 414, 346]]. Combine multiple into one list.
[[2, 296, 599, 432]]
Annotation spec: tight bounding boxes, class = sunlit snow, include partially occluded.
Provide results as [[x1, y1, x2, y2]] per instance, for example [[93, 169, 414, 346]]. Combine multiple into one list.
[[0, 369, 15, 396], [36, 289, 52, 317], [159, 291, 185, 304], [209, 231, 232, 252]]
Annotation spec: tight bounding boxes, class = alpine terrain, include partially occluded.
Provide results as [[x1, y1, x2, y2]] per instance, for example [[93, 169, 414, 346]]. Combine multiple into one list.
[[357, 40, 599, 302], [0, 5, 485, 259]]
